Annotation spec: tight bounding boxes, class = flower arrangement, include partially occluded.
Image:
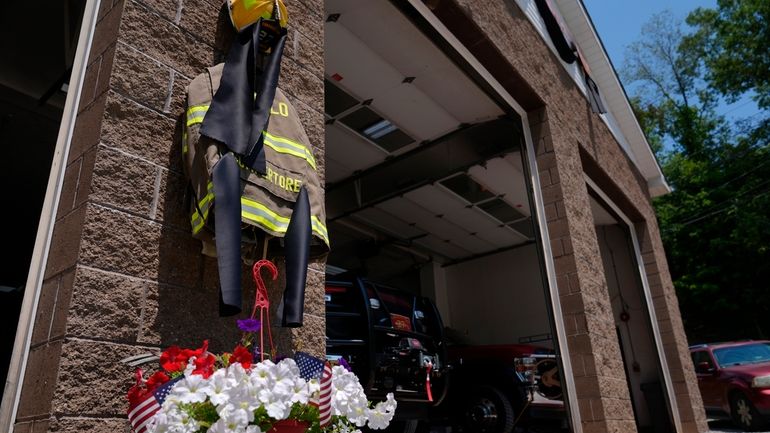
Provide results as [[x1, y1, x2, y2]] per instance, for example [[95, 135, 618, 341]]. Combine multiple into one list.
[[127, 320, 397, 433]]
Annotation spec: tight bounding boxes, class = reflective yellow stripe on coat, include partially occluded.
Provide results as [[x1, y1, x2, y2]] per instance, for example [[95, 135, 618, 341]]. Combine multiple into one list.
[[262, 131, 317, 170], [186, 104, 209, 127], [191, 182, 215, 234], [191, 189, 329, 246]]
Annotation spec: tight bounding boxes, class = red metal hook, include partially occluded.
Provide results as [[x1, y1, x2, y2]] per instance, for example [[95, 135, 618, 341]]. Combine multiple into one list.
[[251, 259, 278, 361]]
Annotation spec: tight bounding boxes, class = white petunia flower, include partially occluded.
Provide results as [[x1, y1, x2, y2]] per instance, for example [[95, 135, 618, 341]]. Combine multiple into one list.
[[147, 355, 396, 432], [289, 377, 310, 404], [227, 362, 251, 386], [250, 360, 276, 388], [265, 400, 290, 420], [307, 378, 320, 395], [276, 358, 300, 379], [218, 387, 258, 424], [158, 411, 200, 433], [205, 369, 233, 406], [271, 376, 294, 401], [366, 394, 397, 430], [172, 373, 210, 404], [208, 417, 246, 433], [148, 412, 170, 433]]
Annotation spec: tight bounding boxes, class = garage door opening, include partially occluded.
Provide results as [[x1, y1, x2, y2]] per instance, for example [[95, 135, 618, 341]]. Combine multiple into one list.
[[590, 193, 676, 433], [323, 1, 572, 432], [0, 0, 86, 402]]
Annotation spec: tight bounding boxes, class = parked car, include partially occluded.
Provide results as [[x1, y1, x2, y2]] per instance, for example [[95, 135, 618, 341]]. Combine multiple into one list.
[[690, 341, 770, 431], [325, 275, 566, 433]]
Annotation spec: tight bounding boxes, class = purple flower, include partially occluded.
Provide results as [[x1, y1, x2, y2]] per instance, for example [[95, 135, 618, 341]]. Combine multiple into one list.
[[237, 318, 262, 333], [339, 357, 352, 372]]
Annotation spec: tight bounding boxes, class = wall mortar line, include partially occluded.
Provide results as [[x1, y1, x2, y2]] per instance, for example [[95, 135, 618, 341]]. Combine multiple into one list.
[[148, 166, 163, 220]]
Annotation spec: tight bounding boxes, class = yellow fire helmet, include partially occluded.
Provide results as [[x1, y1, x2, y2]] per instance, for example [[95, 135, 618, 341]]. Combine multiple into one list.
[[228, 0, 288, 33]]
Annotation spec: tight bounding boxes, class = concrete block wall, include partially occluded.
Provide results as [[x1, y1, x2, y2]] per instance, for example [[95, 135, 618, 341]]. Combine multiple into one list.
[[14, 0, 325, 431], [453, 1, 709, 432]]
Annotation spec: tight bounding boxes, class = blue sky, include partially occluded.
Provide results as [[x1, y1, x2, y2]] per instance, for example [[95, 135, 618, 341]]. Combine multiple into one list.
[[581, 0, 715, 71], [581, 0, 758, 120]]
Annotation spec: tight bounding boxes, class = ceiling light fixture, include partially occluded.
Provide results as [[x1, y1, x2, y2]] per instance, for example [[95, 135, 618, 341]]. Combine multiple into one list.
[[363, 120, 397, 139]]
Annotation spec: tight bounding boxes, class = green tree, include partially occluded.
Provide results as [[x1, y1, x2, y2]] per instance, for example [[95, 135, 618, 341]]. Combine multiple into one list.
[[686, 0, 770, 110], [623, 10, 770, 342]]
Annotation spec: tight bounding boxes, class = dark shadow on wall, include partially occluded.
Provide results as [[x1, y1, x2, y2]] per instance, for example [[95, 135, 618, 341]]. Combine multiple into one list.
[[152, 113, 239, 353]]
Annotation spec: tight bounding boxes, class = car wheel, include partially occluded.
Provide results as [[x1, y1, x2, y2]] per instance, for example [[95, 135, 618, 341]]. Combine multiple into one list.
[[463, 386, 516, 433], [730, 391, 767, 431]]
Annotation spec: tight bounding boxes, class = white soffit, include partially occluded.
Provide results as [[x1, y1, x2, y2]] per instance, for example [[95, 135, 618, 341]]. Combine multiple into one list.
[[515, 0, 670, 197]]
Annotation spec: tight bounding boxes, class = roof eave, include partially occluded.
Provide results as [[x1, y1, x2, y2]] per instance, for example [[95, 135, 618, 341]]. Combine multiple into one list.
[[554, 0, 671, 197]]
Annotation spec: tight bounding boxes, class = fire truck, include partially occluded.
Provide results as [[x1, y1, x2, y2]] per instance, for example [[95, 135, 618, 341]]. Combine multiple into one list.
[[325, 276, 567, 433]]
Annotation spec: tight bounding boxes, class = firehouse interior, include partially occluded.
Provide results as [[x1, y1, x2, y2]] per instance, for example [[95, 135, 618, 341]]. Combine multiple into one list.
[[0, 0, 85, 402], [323, 1, 570, 431]]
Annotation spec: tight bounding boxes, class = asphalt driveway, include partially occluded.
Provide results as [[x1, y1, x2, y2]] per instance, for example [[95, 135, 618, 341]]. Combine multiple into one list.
[[709, 419, 770, 432]]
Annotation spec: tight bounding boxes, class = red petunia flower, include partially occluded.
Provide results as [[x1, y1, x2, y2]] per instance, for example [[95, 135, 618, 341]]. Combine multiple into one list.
[[192, 353, 217, 378], [145, 371, 170, 391], [160, 346, 184, 373], [160, 341, 211, 374], [127, 384, 146, 406], [230, 345, 253, 369]]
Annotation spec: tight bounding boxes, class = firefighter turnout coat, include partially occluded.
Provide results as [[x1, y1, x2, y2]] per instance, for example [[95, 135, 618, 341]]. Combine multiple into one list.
[[183, 63, 329, 319]]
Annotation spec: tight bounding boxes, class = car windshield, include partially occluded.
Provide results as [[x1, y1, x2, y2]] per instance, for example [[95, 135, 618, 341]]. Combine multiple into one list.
[[713, 343, 770, 366]]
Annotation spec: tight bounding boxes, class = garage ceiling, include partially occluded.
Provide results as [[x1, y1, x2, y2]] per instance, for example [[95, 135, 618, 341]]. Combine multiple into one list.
[[325, 0, 536, 266]]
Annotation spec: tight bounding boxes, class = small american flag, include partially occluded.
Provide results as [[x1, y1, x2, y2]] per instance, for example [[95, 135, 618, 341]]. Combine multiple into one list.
[[128, 378, 178, 433], [315, 362, 333, 426], [295, 352, 325, 380]]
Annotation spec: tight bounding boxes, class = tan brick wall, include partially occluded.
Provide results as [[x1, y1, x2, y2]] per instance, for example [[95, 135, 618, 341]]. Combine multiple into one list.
[[14, 0, 325, 431], [453, 1, 708, 432]]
